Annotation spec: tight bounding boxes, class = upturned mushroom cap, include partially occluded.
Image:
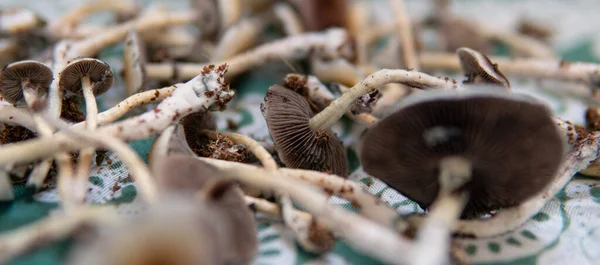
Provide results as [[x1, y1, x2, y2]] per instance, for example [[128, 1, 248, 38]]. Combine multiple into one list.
[[360, 88, 564, 217], [59, 58, 114, 96], [262, 85, 348, 176], [153, 155, 258, 263], [0, 60, 52, 104], [457, 47, 510, 88]]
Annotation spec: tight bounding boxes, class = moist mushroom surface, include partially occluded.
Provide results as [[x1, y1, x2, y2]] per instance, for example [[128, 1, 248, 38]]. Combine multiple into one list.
[[361, 88, 564, 217], [262, 84, 348, 176]]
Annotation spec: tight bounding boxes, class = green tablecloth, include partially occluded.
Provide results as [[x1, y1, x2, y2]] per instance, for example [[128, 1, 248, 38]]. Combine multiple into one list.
[[1, 0, 600, 264]]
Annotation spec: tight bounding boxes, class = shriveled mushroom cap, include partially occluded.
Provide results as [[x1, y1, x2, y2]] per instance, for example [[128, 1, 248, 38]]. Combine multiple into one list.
[[262, 85, 348, 176], [457, 47, 510, 88], [59, 58, 114, 96], [0, 60, 52, 104], [153, 155, 258, 263], [361, 88, 564, 217]]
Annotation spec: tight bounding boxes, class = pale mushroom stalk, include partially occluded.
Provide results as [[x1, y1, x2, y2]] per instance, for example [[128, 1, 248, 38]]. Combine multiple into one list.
[[346, 1, 369, 65], [46, 0, 138, 38], [244, 195, 313, 222], [206, 158, 412, 265], [0, 105, 36, 131], [483, 30, 556, 59], [0, 206, 118, 264], [0, 65, 233, 164], [218, 0, 242, 31], [199, 130, 277, 171], [0, 9, 43, 34], [389, 0, 419, 70], [420, 52, 600, 88], [410, 156, 471, 265], [144, 28, 352, 80], [213, 14, 270, 61], [311, 58, 364, 87], [308, 69, 460, 131], [274, 2, 303, 35]]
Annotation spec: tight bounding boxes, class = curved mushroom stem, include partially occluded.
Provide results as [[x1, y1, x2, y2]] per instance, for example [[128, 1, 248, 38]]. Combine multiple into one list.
[[274, 2, 303, 36], [245, 195, 312, 221], [311, 58, 364, 87], [0, 105, 36, 131], [347, 1, 369, 65], [410, 156, 471, 265], [389, 0, 419, 70], [213, 15, 270, 61], [144, 29, 352, 80], [73, 76, 99, 206], [0, 9, 43, 34], [308, 69, 460, 131], [199, 130, 277, 171]]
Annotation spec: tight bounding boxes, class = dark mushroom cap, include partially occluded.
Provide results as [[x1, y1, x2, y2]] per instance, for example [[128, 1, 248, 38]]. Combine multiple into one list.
[[59, 58, 114, 96], [191, 0, 219, 40], [262, 85, 348, 176], [457, 47, 510, 88], [153, 155, 258, 263], [360, 88, 564, 217], [0, 60, 52, 104], [180, 111, 217, 155], [288, 0, 347, 31]]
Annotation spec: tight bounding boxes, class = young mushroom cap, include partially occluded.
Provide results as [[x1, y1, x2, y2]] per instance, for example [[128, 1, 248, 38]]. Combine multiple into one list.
[[262, 85, 348, 176], [59, 58, 114, 96], [0, 60, 52, 104], [360, 88, 564, 217], [457, 47, 510, 88]]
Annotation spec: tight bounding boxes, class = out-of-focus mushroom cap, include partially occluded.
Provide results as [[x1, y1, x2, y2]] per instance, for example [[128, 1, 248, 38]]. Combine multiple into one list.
[[59, 58, 114, 96], [0, 60, 52, 104], [288, 0, 347, 31], [262, 85, 348, 177], [361, 88, 564, 217], [457, 47, 510, 88]]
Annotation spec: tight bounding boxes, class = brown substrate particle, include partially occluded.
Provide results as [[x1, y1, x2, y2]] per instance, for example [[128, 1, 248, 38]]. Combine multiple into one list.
[[194, 134, 250, 163], [585, 107, 600, 131], [282, 74, 322, 112], [61, 96, 86, 122], [0, 124, 37, 144]]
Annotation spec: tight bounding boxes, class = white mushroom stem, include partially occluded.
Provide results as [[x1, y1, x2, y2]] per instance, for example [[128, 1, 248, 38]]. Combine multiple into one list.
[[410, 156, 471, 265], [347, 1, 370, 65], [218, 0, 242, 31], [0, 105, 37, 132], [64, 7, 197, 60], [311, 58, 364, 87], [483, 30, 556, 59], [46, 0, 138, 38], [208, 158, 413, 265], [141, 26, 197, 48], [144, 29, 352, 80], [245, 195, 312, 221], [41, 115, 158, 204], [408, 132, 600, 238], [309, 69, 460, 131], [420, 52, 600, 88], [0, 206, 118, 264], [0, 65, 233, 164], [389, 0, 419, 70], [280, 194, 333, 253], [0, 169, 13, 201], [199, 130, 277, 171], [197, 158, 403, 229], [47, 41, 70, 119], [274, 2, 303, 35], [0, 9, 42, 34], [213, 15, 269, 61]]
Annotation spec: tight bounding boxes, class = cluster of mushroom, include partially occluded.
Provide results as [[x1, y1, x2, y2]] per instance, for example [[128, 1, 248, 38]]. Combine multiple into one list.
[[0, 0, 600, 265]]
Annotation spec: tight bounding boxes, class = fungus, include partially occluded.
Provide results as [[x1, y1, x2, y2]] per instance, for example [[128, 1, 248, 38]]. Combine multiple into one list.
[[191, 0, 242, 41], [122, 30, 147, 96], [456, 47, 510, 89], [287, 0, 347, 32], [262, 84, 348, 176], [0, 60, 52, 106], [0, 9, 45, 34]]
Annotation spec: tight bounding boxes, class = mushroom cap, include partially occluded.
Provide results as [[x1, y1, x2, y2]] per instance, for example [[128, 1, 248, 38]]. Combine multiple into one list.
[[59, 58, 114, 96], [262, 85, 348, 177], [152, 155, 258, 263], [288, 0, 347, 31], [0, 60, 52, 104], [457, 47, 510, 88], [180, 111, 217, 155], [360, 88, 564, 217]]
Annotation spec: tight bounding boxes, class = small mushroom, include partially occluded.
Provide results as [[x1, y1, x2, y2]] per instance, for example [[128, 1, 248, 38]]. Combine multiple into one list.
[[457, 47, 510, 89], [262, 84, 348, 176], [0, 60, 52, 106], [516, 18, 554, 43], [360, 88, 564, 217], [122, 30, 147, 96], [180, 111, 217, 155]]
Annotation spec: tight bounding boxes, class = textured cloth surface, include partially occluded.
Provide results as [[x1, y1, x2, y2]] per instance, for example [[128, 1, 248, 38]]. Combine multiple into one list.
[[1, 0, 600, 265]]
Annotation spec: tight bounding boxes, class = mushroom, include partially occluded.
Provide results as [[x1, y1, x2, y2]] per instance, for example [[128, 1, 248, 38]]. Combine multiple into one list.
[[59, 58, 114, 205], [287, 0, 347, 32], [0, 9, 45, 34], [191, 0, 242, 41], [213, 15, 269, 61], [457, 47, 510, 89], [0, 60, 52, 106], [389, 0, 419, 71], [360, 88, 565, 218], [274, 2, 304, 36], [262, 84, 348, 176], [122, 30, 147, 96]]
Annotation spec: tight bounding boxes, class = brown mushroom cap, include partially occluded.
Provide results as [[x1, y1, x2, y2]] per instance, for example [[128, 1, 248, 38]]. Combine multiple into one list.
[[287, 0, 347, 32], [152, 155, 258, 263], [457, 47, 510, 88], [262, 85, 348, 177], [59, 58, 114, 96], [0, 60, 52, 104], [360, 88, 564, 217], [180, 111, 217, 155]]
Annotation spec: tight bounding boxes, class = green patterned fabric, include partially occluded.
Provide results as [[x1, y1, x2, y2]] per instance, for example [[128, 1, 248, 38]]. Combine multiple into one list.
[[1, 0, 600, 264]]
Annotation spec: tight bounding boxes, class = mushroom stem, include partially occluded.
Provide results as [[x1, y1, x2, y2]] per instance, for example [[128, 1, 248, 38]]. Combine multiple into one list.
[[280, 194, 334, 253], [199, 130, 277, 171], [0, 105, 36, 131], [0, 206, 118, 264], [0, 169, 13, 201], [213, 15, 269, 61], [389, 0, 419, 70], [420, 52, 600, 88], [211, 159, 413, 265], [47, 41, 70, 118], [0, 9, 43, 34], [483, 30, 556, 59], [410, 156, 471, 265], [245, 195, 312, 221], [308, 69, 459, 131], [144, 29, 352, 80], [46, 0, 138, 38], [218, 0, 242, 31], [274, 2, 303, 35], [311, 58, 364, 87], [347, 1, 369, 65], [197, 158, 403, 229]]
